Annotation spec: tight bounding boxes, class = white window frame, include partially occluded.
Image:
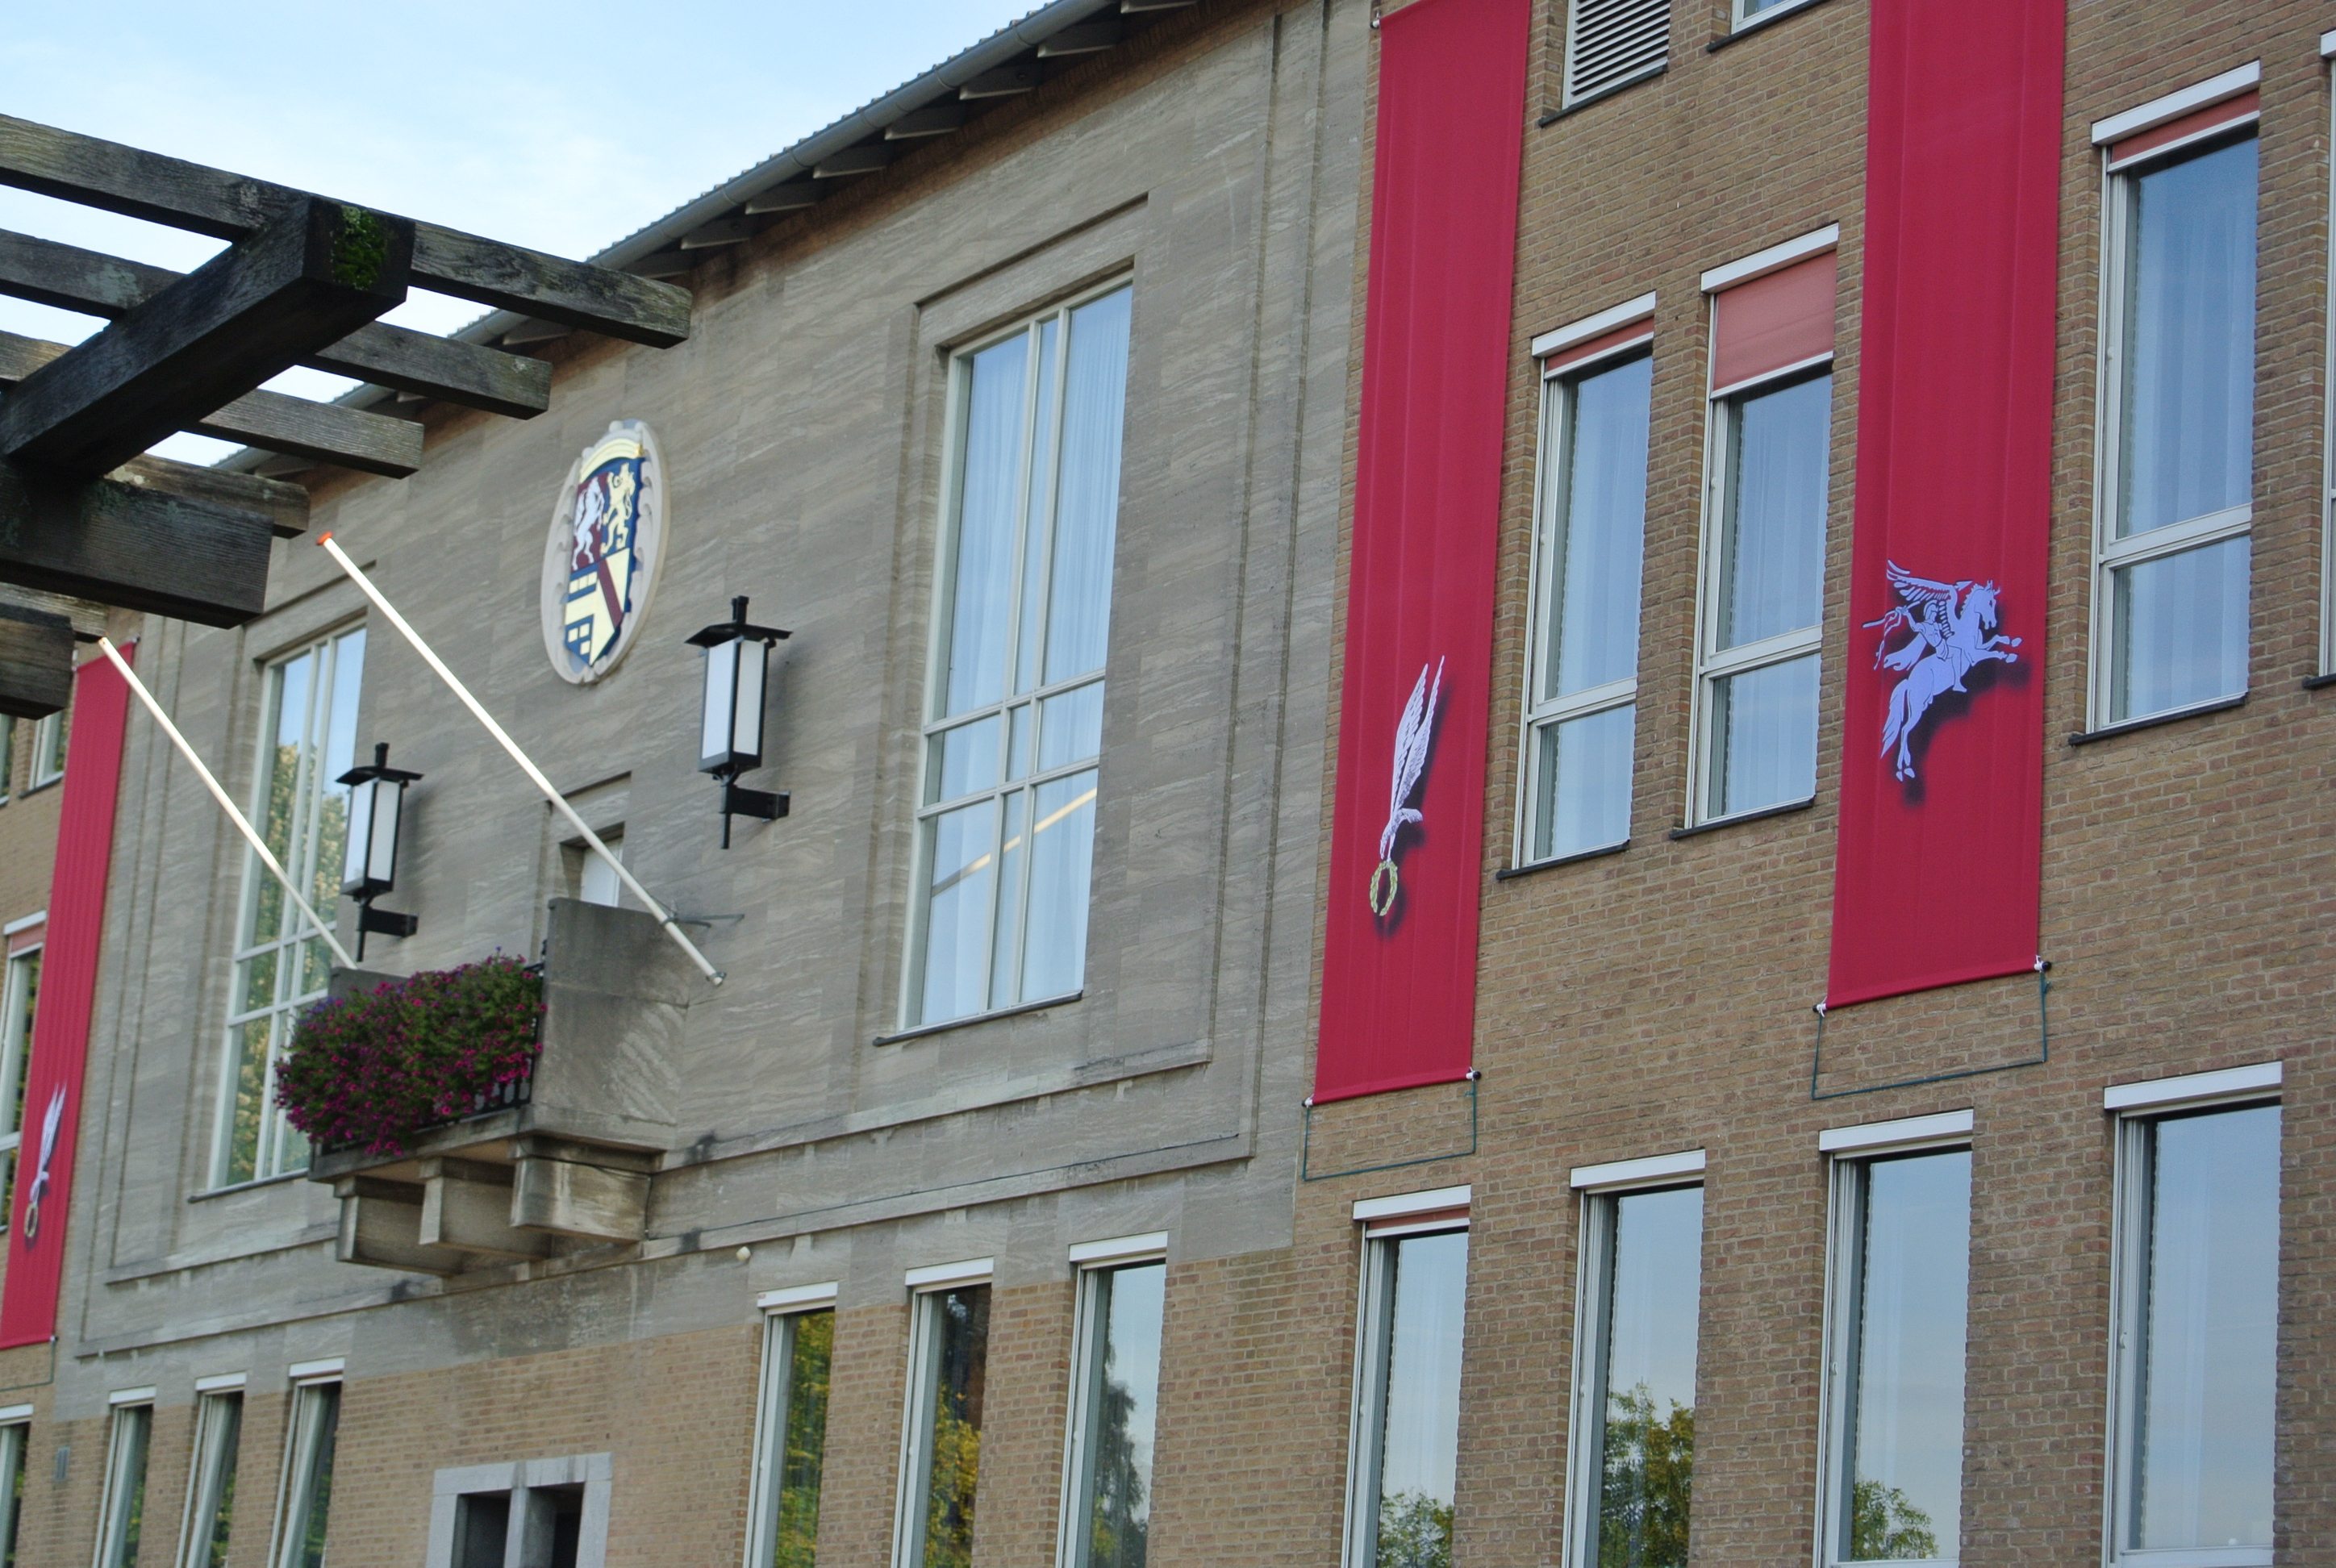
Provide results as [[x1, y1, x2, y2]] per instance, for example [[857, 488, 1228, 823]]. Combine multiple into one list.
[[2323, 44, 2336, 676], [0, 938, 39, 1229], [94, 1391, 156, 1568], [903, 277, 1133, 1032], [745, 1282, 837, 1568], [423, 1453, 612, 1568], [1687, 242, 1837, 828], [1055, 1234, 1169, 1568], [1730, 0, 1824, 36], [177, 1381, 246, 1568], [1339, 1194, 1470, 1568], [1516, 303, 1655, 868], [0, 715, 14, 805], [0, 1411, 26, 1566], [27, 698, 65, 792], [891, 1260, 996, 1568], [1561, 1153, 1706, 1568], [268, 1371, 342, 1568], [2088, 87, 2261, 730], [2101, 1064, 2281, 1568], [1813, 1118, 1972, 1568]]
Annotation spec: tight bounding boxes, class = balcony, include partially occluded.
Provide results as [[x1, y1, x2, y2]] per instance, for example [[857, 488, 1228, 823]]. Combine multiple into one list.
[[307, 899, 695, 1274]]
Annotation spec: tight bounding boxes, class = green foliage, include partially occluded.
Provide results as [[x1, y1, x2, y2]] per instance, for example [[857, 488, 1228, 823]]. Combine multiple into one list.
[[771, 1312, 832, 1568], [1375, 1490, 1454, 1568], [921, 1403, 980, 1568], [332, 206, 390, 290], [1087, 1357, 1149, 1568], [275, 957, 543, 1156], [1599, 1388, 1693, 1568], [1849, 1478, 1938, 1561]]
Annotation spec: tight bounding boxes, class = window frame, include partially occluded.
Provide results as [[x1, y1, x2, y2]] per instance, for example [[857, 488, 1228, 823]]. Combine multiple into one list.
[[0, 715, 14, 806], [1730, 0, 1825, 35], [27, 699, 65, 793], [1055, 1234, 1170, 1568], [0, 940, 38, 1231], [1561, 1152, 1707, 1568], [94, 1391, 156, 1568], [268, 1374, 342, 1568], [902, 276, 1133, 1032], [745, 1282, 837, 1568], [2102, 1069, 2283, 1568], [2088, 111, 2261, 730], [1339, 1195, 1470, 1568], [177, 1382, 245, 1568], [1813, 1124, 1973, 1568], [891, 1261, 997, 1568], [1516, 324, 1654, 869], [0, 1411, 24, 1568], [1687, 346, 1834, 828]]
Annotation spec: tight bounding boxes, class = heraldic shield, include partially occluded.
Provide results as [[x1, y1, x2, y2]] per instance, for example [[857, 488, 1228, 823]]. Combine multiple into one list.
[[540, 420, 666, 683]]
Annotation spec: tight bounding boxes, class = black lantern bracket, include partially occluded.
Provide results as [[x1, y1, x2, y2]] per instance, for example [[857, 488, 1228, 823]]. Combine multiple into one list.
[[689, 595, 791, 849], [336, 740, 423, 960]]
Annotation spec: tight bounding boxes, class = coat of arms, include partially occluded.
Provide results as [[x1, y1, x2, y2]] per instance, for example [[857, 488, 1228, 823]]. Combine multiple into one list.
[[539, 420, 665, 683], [1867, 561, 2020, 782]]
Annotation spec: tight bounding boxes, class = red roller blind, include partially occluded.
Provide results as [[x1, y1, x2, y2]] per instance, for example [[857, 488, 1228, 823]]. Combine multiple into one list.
[[2109, 90, 2257, 167], [1710, 252, 1837, 393]]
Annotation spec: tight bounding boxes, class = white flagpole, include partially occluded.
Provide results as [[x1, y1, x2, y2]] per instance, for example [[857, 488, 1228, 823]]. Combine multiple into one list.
[[96, 636, 359, 971], [312, 533, 725, 986]]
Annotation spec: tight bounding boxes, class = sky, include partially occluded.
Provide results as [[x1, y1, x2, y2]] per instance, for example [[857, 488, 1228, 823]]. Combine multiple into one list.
[[0, 1, 1041, 461]]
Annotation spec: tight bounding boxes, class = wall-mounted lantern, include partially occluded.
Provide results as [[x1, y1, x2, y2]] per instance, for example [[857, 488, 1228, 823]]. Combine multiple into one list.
[[338, 741, 423, 961], [689, 595, 791, 848]]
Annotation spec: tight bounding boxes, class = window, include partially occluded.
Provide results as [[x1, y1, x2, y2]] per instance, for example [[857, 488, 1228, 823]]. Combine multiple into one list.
[[95, 1396, 154, 1568], [217, 627, 365, 1186], [0, 1415, 23, 1568], [895, 1271, 993, 1568], [0, 943, 35, 1228], [1693, 245, 1836, 824], [577, 834, 624, 908], [1565, 1174, 1702, 1568], [272, 1380, 340, 1568], [0, 716, 13, 803], [908, 283, 1132, 1029], [2096, 110, 2257, 727], [748, 1291, 834, 1568], [2109, 1096, 2280, 1566], [1560, 0, 1667, 108], [1344, 1208, 1468, 1568], [1733, 0, 1819, 31], [27, 692, 66, 791], [1818, 1143, 1971, 1567], [1060, 1249, 1166, 1568], [1522, 332, 1652, 863], [426, 1455, 608, 1568], [179, 1389, 244, 1568]]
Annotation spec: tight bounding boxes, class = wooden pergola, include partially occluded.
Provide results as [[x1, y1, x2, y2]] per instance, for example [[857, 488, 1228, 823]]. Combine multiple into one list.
[[0, 113, 693, 718]]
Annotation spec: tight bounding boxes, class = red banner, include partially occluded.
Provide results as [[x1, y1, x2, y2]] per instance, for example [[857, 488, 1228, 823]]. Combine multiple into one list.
[[1826, 0, 2064, 1007], [1313, 0, 1527, 1103], [2, 650, 131, 1347]]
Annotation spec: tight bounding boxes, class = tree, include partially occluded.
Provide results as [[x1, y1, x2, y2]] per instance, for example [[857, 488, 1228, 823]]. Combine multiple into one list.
[[1849, 1478, 1938, 1561], [1375, 1490, 1454, 1568], [1599, 1387, 1693, 1568]]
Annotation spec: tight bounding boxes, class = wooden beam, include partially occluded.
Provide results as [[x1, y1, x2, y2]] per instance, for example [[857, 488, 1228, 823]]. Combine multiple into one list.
[[0, 197, 413, 476], [0, 327, 423, 480], [0, 598, 73, 719], [113, 454, 309, 540], [0, 457, 275, 625], [0, 113, 692, 348], [0, 583, 109, 640], [884, 104, 969, 140]]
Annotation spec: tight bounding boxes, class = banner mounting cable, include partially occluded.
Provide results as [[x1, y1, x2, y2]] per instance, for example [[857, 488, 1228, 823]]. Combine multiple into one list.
[[1809, 958, 2052, 1103]]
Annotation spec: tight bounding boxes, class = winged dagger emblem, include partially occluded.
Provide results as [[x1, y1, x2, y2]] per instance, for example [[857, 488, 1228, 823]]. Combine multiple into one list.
[[21, 1085, 65, 1245], [1867, 561, 2021, 782], [1367, 658, 1444, 919]]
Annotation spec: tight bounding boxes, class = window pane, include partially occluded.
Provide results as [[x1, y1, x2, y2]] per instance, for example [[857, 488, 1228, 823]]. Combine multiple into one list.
[[771, 1310, 832, 1568], [1719, 373, 1831, 648], [1044, 289, 1133, 686], [928, 715, 1002, 805], [2111, 535, 2249, 723], [1016, 318, 1062, 696], [311, 632, 365, 917], [250, 652, 311, 948], [2135, 1105, 2279, 1551], [1533, 704, 1633, 861], [2119, 136, 2256, 539], [1848, 1150, 1969, 1562], [919, 803, 998, 1025], [194, 1394, 243, 1568], [1376, 1231, 1467, 1568], [98, 1406, 151, 1568], [989, 791, 1027, 1011], [1080, 1263, 1165, 1568], [0, 1424, 23, 1568], [920, 1287, 991, 1568], [945, 334, 1032, 717], [1596, 1186, 1703, 1568], [1020, 771, 1097, 1002], [1546, 355, 1651, 701], [1038, 681, 1105, 772], [288, 1386, 340, 1568], [2, 953, 36, 1143], [1709, 654, 1817, 816]]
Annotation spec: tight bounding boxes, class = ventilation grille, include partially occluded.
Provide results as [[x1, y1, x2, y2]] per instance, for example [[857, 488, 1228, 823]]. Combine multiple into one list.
[[1563, 0, 1671, 108]]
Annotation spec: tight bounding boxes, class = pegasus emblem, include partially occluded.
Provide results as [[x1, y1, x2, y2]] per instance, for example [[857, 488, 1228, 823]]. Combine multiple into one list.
[[1867, 562, 2021, 783]]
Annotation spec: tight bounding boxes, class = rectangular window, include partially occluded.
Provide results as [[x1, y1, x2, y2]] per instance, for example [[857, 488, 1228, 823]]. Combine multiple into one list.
[[1344, 1224, 1467, 1568], [895, 1278, 992, 1568], [2109, 1100, 2280, 1566], [1819, 1146, 1971, 1566], [217, 627, 365, 1186], [272, 1381, 340, 1568], [1061, 1257, 1166, 1568], [2096, 114, 2258, 727], [1733, 0, 1819, 31], [1693, 248, 1835, 824], [95, 1399, 154, 1568], [0, 1418, 23, 1568], [1521, 338, 1652, 864], [27, 694, 66, 790], [1560, 0, 1668, 109], [179, 1390, 244, 1568], [0, 945, 35, 1228], [1565, 1182, 1702, 1568], [908, 283, 1132, 1028], [0, 717, 13, 803], [749, 1298, 834, 1568]]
